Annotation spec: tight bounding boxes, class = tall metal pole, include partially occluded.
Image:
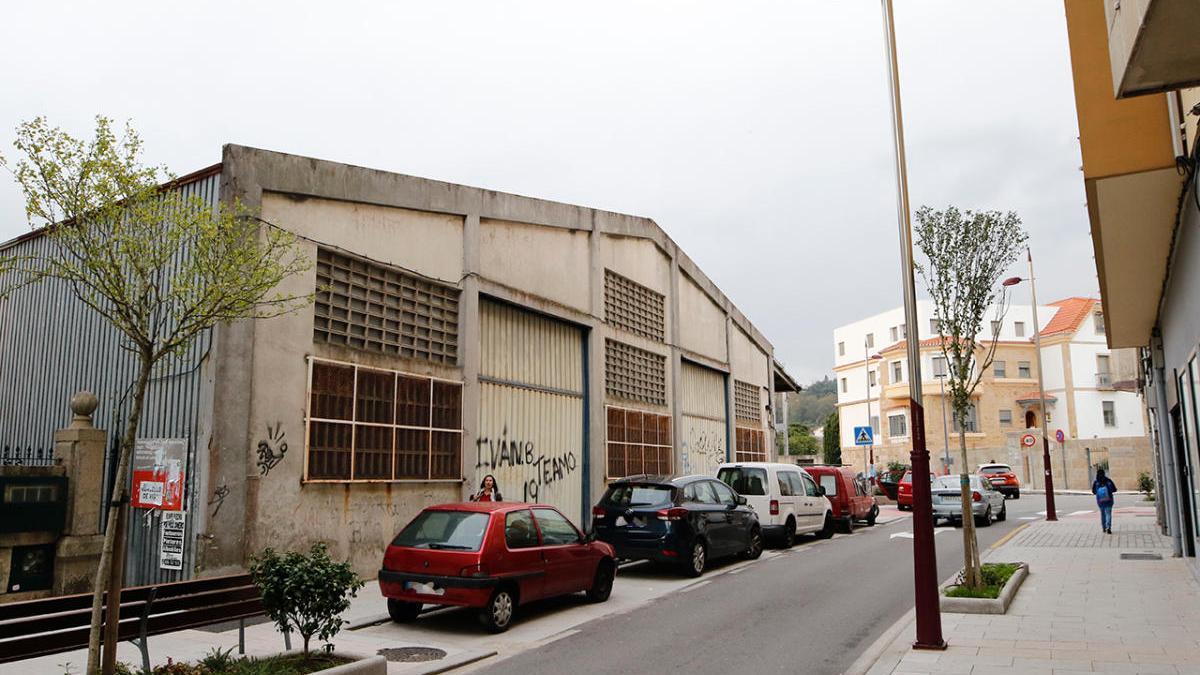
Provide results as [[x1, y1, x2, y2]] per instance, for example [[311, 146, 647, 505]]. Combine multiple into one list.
[[881, 0, 944, 650], [865, 341, 874, 475], [938, 374, 951, 474], [1027, 247, 1058, 521]]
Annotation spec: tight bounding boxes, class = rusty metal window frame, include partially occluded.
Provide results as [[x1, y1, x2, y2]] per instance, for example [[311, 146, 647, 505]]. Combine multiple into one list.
[[605, 339, 667, 406], [734, 379, 761, 424], [604, 405, 673, 480], [313, 248, 460, 364], [604, 269, 665, 343], [734, 427, 767, 462], [303, 356, 463, 483]]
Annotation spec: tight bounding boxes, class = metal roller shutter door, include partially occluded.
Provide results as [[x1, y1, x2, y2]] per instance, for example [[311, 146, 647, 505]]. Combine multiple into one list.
[[680, 361, 729, 475]]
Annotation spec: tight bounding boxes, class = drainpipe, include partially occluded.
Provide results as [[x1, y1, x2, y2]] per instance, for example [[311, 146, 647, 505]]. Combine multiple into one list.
[[1152, 331, 1183, 557]]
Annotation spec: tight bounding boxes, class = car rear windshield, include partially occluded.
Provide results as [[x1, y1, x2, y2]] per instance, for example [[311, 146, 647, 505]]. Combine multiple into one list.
[[817, 474, 838, 496], [717, 467, 768, 496], [933, 476, 986, 491], [603, 484, 674, 508], [901, 471, 913, 484], [391, 510, 490, 551], [980, 466, 1011, 474]]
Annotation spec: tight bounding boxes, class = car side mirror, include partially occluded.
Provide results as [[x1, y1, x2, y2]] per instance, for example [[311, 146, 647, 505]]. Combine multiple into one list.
[[818, 485, 827, 496], [735, 495, 747, 506], [585, 529, 597, 543]]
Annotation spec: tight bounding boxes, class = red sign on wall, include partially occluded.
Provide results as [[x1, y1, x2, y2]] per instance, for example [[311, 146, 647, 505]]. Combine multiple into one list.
[[131, 438, 187, 511]]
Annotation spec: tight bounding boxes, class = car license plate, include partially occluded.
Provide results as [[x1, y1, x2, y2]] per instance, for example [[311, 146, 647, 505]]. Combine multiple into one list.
[[405, 581, 444, 596], [933, 495, 941, 503]]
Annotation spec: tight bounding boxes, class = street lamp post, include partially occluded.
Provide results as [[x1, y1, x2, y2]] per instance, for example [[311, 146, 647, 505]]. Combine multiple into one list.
[[880, 0, 944, 650], [865, 343, 877, 476], [1002, 247, 1058, 521]]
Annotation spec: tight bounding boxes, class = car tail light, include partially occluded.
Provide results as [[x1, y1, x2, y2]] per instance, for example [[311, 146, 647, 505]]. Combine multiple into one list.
[[592, 505, 606, 519], [972, 491, 982, 502], [460, 564, 489, 578], [656, 507, 688, 521], [769, 500, 779, 515]]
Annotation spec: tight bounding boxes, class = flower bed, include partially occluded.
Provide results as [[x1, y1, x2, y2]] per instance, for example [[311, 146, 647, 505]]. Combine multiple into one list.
[[939, 562, 1028, 614]]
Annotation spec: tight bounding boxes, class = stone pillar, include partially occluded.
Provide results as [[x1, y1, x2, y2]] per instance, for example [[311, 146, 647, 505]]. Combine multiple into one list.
[[53, 391, 107, 596]]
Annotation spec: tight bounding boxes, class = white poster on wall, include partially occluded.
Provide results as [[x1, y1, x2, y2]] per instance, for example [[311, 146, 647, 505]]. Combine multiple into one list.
[[159, 510, 186, 571]]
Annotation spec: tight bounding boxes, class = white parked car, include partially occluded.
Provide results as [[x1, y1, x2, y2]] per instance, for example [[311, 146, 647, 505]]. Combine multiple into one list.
[[716, 462, 834, 546]]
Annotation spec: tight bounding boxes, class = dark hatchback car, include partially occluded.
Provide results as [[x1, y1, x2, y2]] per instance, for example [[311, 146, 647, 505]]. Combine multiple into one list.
[[591, 474, 762, 577]]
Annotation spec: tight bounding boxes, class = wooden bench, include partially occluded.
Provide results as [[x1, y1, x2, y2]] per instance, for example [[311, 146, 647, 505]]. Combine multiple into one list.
[[0, 574, 289, 671]]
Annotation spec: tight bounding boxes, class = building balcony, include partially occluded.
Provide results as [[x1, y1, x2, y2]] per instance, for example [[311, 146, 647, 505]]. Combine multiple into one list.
[[884, 381, 910, 400], [1097, 372, 1114, 389], [1106, 0, 1200, 98]]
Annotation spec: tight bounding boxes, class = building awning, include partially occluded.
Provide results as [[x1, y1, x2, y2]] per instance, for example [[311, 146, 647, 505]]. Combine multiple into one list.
[[1015, 391, 1057, 405], [773, 360, 801, 393]]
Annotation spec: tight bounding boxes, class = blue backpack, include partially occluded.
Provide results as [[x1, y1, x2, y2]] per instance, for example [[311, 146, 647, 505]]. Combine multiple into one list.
[[1096, 484, 1112, 505]]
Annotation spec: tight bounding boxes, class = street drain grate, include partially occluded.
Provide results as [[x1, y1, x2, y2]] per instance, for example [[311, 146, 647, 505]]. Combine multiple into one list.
[[377, 647, 447, 663], [1120, 552, 1163, 560]]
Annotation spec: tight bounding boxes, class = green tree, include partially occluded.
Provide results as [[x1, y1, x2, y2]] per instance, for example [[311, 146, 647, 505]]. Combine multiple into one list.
[[915, 205, 1026, 590], [822, 410, 841, 465], [249, 543, 365, 655], [788, 424, 819, 455], [0, 117, 313, 673]]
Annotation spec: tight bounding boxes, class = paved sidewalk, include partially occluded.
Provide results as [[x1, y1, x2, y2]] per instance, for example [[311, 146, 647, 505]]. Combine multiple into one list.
[[858, 508, 1200, 675]]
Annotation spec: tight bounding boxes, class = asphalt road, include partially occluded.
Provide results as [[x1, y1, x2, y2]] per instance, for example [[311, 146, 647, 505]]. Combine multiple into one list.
[[475, 493, 1100, 675]]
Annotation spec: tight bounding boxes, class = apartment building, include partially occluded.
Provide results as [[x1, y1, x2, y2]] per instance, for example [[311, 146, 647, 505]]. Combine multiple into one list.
[[832, 298, 1150, 487], [1061, 0, 1200, 563]]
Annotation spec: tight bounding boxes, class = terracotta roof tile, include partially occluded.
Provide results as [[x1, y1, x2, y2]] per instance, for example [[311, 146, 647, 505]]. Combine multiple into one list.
[[1038, 297, 1098, 337]]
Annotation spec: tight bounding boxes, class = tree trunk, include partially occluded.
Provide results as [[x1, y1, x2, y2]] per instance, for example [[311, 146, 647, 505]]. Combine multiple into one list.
[[958, 430, 981, 588], [87, 352, 154, 674]]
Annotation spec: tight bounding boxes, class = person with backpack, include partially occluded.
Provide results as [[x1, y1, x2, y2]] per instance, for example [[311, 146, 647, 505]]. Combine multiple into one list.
[[1092, 468, 1117, 534]]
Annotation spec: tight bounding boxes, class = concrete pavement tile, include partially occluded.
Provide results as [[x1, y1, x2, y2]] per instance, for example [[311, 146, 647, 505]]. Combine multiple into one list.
[[897, 652, 942, 664], [978, 647, 1052, 659], [941, 646, 979, 657], [1091, 661, 1177, 674], [1014, 658, 1095, 671], [971, 668, 1052, 675]]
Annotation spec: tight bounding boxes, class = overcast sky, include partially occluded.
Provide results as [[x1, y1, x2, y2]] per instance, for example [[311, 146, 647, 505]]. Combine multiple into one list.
[[0, 1, 1096, 383]]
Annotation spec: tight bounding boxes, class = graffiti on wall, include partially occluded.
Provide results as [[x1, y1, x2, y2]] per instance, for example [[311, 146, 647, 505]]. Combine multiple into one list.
[[681, 421, 727, 475], [256, 422, 288, 476], [208, 484, 230, 517], [475, 425, 579, 503]]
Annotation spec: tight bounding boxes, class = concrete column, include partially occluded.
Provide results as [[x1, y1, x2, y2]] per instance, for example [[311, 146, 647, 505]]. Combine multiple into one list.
[[669, 253, 683, 471], [725, 315, 736, 462], [585, 212, 606, 525], [461, 213, 482, 500], [53, 391, 107, 595]]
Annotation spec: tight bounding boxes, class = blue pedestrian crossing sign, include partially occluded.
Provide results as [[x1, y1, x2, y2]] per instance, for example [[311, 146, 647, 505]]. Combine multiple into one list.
[[854, 426, 874, 446]]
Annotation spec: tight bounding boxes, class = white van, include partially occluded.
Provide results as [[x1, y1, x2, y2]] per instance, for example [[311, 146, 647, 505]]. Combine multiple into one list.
[[716, 462, 834, 546]]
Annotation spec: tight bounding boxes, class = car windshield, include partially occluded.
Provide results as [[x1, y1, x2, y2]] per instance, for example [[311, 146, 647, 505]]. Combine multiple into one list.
[[818, 474, 838, 496], [717, 467, 768, 496], [604, 484, 674, 507], [901, 471, 913, 484], [980, 466, 1011, 475], [391, 510, 490, 551]]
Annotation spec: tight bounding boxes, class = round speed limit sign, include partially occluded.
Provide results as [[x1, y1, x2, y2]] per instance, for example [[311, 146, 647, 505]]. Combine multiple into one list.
[[1021, 433, 1037, 447]]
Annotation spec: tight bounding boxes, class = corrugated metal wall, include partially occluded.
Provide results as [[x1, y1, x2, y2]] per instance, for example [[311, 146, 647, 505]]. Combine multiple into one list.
[[477, 300, 586, 522], [0, 171, 219, 586], [680, 361, 728, 475]]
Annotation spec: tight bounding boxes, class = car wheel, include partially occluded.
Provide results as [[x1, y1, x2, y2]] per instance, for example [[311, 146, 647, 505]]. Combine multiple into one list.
[[479, 587, 516, 633], [387, 599, 421, 623], [586, 560, 615, 603], [839, 516, 855, 534], [782, 518, 797, 548], [978, 506, 994, 527], [741, 526, 763, 560], [683, 539, 707, 577], [867, 505, 878, 526], [817, 513, 835, 539], [1014, 489, 1020, 500], [997, 502, 1007, 522]]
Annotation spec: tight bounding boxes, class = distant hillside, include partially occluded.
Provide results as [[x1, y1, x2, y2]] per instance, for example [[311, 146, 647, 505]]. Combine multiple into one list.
[[786, 376, 837, 427]]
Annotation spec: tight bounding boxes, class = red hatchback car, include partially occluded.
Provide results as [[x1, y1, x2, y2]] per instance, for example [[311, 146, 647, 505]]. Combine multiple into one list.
[[380, 502, 616, 632], [896, 470, 934, 511], [806, 465, 879, 532]]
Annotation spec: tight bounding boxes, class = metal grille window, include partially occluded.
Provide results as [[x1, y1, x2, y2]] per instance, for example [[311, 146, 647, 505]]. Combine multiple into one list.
[[735, 427, 767, 462], [604, 270, 665, 342], [734, 380, 760, 423], [306, 358, 463, 481], [606, 406, 672, 478], [888, 414, 908, 438], [314, 248, 460, 364], [605, 340, 667, 406]]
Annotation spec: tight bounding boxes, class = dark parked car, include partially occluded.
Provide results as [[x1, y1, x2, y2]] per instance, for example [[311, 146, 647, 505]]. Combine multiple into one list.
[[591, 474, 762, 577], [379, 502, 616, 632]]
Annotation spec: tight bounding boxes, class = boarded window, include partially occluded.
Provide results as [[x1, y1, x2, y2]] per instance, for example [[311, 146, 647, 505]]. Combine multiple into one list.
[[306, 359, 463, 481], [604, 270, 665, 342], [606, 340, 667, 406], [734, 380, 761, 423], [735, 427, 767, 462], [314, 248, 460, 364], [606, 406, 672, 478]]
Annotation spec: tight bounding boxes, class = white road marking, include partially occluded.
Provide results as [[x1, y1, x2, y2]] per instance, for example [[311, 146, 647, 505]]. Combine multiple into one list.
[[1019, 516, 1038, 520], [1068, 510, 1094, 516], [890, 530, 949, 539]]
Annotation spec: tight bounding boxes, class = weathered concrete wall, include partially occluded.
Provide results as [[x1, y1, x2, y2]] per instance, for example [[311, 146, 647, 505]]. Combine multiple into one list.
[[480, 218, 590, 312], [679, 274, 728, 364]]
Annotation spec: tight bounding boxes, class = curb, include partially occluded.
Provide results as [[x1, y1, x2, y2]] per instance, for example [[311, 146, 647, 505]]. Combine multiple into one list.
[[409, 649, 498, 674]]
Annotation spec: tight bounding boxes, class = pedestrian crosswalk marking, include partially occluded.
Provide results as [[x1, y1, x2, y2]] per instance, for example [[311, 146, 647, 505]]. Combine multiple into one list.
[[1068, 510, 1094, 516]]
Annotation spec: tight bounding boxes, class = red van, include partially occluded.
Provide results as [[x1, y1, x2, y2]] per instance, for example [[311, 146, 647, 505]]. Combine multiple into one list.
[[806, 465, 878, 532]]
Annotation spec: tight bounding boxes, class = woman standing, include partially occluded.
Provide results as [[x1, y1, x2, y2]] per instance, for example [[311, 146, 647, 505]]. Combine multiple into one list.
[[472, 474, 503, 502]]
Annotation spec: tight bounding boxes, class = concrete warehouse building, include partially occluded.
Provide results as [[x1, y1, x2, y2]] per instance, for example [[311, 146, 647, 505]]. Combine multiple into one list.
[[0, 145, 799, 588]]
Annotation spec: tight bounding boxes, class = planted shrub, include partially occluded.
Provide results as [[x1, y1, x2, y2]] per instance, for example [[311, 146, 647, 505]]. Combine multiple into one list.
[[248, 543, 364, 655], [1137, 471, 1155, 496]]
